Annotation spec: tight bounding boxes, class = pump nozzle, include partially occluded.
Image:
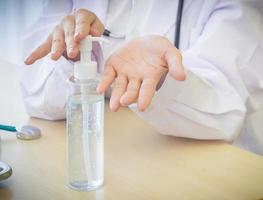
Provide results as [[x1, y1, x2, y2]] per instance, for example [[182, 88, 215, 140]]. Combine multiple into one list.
[[79, 36, 109, 63], [74, 35, 109, 80]]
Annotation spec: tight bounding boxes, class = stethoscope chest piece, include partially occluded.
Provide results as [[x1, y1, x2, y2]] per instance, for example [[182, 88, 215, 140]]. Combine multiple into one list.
[[0, 161, 12, 181], [16, 125, 41, 140]]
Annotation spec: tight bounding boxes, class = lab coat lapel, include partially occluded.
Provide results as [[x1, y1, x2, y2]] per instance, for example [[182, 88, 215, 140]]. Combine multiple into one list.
[[72, 0, 108, 22]]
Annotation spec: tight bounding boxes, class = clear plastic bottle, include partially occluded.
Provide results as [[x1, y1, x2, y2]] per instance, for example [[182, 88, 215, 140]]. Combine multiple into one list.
[[66, 36, 107, 191], [67, 78, 104, 191]]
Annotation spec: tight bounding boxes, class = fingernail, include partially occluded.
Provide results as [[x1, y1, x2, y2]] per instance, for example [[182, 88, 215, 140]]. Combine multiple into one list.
[[138, 101, 147, 112], [24, 57, 32, 64], [110, 101, 117, 112], [74, 34, 78, 40], [120, 96, 127, 106], [74, 32, 82, 40], [51, 51, 58, 56], [67, 47, 73, 53], [96, 86, 102, 94], [139, 107, 145, 112], [24, 57, 30, 64], [50, 52, 59, 60], [110, 101, 114, 110]]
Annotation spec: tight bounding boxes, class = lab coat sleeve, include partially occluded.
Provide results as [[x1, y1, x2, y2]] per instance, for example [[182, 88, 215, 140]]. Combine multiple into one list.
[[19, 0, 74, 120], [130, 0, 257, 141], [20, 0, 104, 120]]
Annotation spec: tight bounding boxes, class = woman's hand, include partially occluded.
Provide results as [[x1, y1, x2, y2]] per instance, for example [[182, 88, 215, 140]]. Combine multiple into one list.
[[97, 35, 186, 112], [25, 9, 104, 65]]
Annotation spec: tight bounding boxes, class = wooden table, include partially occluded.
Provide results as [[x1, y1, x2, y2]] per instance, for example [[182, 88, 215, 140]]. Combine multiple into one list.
[[0, 60, 263, 200]]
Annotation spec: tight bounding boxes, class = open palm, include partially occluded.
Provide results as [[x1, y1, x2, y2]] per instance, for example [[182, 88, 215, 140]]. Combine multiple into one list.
[[97, 35, 185, 112]]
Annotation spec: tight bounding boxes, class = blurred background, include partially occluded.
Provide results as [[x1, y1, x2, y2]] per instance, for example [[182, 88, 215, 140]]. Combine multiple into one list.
[[0, 0, 262, 65], [0, 0, 43, 64]]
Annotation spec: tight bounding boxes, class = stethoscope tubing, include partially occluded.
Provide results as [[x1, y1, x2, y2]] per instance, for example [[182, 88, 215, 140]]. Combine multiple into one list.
[[103, 0, 184, 48], [0, 124, 17, 132]]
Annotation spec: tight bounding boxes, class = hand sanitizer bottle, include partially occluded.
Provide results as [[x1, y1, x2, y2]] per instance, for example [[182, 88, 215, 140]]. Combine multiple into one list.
[[67, 36, 108, 191]]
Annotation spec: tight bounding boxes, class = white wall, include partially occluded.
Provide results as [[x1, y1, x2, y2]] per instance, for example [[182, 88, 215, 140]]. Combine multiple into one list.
[[0, 0, 43, 64]]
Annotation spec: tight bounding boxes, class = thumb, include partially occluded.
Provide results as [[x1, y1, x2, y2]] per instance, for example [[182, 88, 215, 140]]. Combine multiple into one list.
[[164, 47, 186, 81]]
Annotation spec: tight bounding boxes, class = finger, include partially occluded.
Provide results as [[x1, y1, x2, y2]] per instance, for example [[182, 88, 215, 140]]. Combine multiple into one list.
[[97, 65, 116, 94], [138, 78, 158, 112], [51, 26, 66, 60], [120, 79, 141, 106], [62, 16, 78, 58], [24, 35, 52, 65], [110, 75, 128, 112], [164, 47, 185, 81], [90, 18, 104, 36], [74, 9, 96, 42]]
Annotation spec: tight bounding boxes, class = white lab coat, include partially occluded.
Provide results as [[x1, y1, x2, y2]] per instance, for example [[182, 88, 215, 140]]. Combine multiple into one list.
[[20, 0, 263, 155]]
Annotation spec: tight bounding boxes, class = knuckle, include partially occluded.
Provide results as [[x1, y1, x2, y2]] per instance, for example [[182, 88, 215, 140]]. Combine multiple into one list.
[[76, 19, 88, 26], [143, 82, 155, 90], [75, 8, 87, 14], [127, 88, 138, 94], [128, 85, 138, 92], [100, 79, 109, 85], [128, 80, 140, 90], [65, 30, 74, 37], [143, 89, 154, 96], [62, 15, 73, 24], [88, 11, 96, 18], [114, 84, 123, 89], [114, 80, 125, 89], [36, 45, 43, 50], [117, 75, 126, 82], [94, 18, 104, 28], [104, 69, 112, 75], [74, 8, 85, 15], [65, 39, 73, 47], [52, 38, 62, 44], [96, 25, 105, 34], [104, 69, 114, 77], [75, 8, 95, 18]]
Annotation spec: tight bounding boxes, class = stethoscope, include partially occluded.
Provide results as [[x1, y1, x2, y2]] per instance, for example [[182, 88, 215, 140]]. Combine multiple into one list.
[[0, 124, 41, 181], [103, 0, 184, 48], [0, 124, 41, 140]]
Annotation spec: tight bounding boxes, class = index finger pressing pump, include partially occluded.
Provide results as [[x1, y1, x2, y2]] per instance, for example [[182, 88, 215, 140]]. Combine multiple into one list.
[[67, 35, 108, 191]]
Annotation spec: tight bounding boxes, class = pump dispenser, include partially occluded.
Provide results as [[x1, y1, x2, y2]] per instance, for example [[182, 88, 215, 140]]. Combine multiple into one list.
[[67, 35, 108, 191], [74, 35, 108, 80]]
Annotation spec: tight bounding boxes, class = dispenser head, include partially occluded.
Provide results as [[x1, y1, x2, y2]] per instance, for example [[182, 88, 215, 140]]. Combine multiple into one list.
[[74, 35, 109, 80]]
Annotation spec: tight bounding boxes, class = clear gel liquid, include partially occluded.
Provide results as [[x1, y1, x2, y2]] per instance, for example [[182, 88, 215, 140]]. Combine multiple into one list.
[[67, 94, 104, 191]]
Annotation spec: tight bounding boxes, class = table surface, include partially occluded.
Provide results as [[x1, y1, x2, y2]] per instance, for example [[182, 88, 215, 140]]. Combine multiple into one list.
[[0, 60, 263, 200]]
